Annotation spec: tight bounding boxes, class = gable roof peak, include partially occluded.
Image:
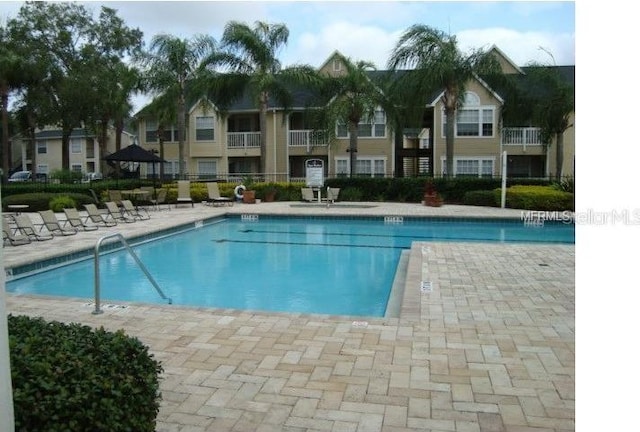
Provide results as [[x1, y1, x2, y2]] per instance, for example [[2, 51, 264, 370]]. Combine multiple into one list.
[[488, 44, 524, 75]]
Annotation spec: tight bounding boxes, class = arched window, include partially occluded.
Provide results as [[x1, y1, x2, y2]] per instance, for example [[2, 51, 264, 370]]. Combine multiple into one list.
[[463, 91, 481, 106], [442, 92, 495, 138]]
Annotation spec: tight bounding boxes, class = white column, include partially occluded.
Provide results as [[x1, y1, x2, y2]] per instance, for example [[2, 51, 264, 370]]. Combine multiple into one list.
[[0, 189, 16, 432], [501, 151, 507, 208]]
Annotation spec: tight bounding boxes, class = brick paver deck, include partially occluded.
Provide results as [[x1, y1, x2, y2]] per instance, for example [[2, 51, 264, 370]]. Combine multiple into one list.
[[3, 202, 575, 431]]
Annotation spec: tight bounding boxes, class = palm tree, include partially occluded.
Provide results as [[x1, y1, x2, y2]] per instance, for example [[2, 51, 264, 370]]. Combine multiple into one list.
[[525, 65, 574, 179], [207, 20, 320, 177], [135, 34, 218, 178], [387, 24, 500, 177], [142, 92, 177, 180], [316, 53, 394, 177]]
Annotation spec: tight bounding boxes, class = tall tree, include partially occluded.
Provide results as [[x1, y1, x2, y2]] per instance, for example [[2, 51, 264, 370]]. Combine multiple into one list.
[[82, 6, 143, 174], [140, 92, 178, 180], [135, 34, 218, 178], [8, 2, 141, 172], [8, 1, 93, 170], [315, 53, 394, 177], [0, 24, 30, 179], [208, 20, 320, 176], [525, 65, 574, 179], [387, 24, 500, 177]]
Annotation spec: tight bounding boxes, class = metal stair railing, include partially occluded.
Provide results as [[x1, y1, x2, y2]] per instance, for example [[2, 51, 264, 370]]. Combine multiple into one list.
[[93, 233, 172, 314]]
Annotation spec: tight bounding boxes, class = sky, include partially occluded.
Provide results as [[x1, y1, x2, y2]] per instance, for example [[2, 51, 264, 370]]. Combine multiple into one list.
[[0, 0, 576, 112], [0, 1, 575, 68]]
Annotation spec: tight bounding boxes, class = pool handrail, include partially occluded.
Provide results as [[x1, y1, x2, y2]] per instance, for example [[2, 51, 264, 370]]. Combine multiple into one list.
[[93, 232, 172, 314]]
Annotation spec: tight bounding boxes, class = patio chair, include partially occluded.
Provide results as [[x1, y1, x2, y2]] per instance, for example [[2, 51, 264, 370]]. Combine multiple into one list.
[[325, 187, 340, 204], [14, 214, 54, 241], [301, 187, 315, 202], [121, 199, 150, 221], [107, 190, 123, 206], [150, 188, 170, 211], [83, 203, 117, 227], [62, 208, 99, 231], [3, 218, 31, 246], [104, 201, 135, 223], [89, 188, 102, 205], [176, 180, 194, 207], [37, 210, 78, 236], [205, 182, 233, 207]]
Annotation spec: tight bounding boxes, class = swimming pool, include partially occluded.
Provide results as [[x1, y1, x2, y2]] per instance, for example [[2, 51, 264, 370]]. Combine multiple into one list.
[[6, 216, 574, 317]]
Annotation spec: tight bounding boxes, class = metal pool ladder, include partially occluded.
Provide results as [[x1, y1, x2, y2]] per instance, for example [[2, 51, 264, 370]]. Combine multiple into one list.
[[93, 233, 172, 314]]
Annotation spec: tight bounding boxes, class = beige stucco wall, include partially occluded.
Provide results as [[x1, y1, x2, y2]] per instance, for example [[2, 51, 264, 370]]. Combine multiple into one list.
[[431, 80, 503, 175]]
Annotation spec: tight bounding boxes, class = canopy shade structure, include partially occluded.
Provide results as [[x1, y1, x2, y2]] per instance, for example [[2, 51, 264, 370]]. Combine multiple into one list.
[[103, 144, 166, 163], [103, 144, 166, 187]]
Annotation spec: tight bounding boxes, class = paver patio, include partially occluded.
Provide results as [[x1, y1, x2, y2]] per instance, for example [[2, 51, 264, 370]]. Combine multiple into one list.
[[3, 202, 575, 431]]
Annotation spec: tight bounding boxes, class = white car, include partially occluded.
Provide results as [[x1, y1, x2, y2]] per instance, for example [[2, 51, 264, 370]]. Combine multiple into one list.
[[82, 172, 103, 183], [8, 171, 32, 182]]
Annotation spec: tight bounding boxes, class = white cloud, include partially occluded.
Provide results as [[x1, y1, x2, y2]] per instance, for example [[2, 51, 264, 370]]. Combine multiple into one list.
[[457, 28, 575, 66], [291, 21, 402, 69]]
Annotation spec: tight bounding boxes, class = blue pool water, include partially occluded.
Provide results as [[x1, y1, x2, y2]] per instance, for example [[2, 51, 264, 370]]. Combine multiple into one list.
[[7, 216, 574, 317]]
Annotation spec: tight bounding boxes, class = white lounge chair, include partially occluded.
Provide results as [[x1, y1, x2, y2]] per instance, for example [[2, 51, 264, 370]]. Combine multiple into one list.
[[62, 208, 99, 231], [205, 182, 233, 207], [15, 214, 53, 241], [176, 180, 194, 207], [301, 188, 315, 202], [38, 210, 78, 236], [83, 204, 117, 227], [121, 200, 150, 220], [325, 187, 340, 204], [3, 218, 30, 245]]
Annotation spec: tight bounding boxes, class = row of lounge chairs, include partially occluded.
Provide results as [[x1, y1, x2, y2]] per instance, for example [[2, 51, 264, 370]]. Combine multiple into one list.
[[2, 200, 152, 246]]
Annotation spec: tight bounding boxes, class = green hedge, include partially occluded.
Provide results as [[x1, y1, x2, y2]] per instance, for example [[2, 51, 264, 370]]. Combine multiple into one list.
[[462, 190, 499, 207], [2, 177, 561, 205], [9, 315, 163, 432], [499, 185, 574, 211], [1, 193, 94, 212]]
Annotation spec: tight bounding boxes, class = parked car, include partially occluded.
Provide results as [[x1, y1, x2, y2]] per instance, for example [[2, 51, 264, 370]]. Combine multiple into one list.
[[8, 171, 32, 182], [82, 172, 103, 183]]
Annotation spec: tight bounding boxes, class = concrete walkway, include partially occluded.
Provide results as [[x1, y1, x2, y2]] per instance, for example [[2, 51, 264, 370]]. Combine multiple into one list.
[[3, 202, 575, 431]]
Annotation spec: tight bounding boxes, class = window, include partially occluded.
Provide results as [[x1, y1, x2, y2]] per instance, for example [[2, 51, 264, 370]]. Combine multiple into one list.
[[70, 138, 82, 154], [442, 157, 494, 177], [333, 58, 342, 72], [196, 116, 215, 141], [146, 120, 179, 142], [197, 160, 217, 179], [37, 140, 47, 154], [442, 92, 494, 138], [335, 156, 386, 177], [336, 159, 349, 177], [37, 164, 48, 175], [145, 120, 158, 142], [336, 108, 386, 138], [71, 164, 82, 173]]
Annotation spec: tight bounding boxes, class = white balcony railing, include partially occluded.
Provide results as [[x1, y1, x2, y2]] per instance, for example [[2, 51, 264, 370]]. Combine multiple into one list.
[[502, 127, 543, 148], [289, 130, 328, 151], [227, 132, 261, 149]]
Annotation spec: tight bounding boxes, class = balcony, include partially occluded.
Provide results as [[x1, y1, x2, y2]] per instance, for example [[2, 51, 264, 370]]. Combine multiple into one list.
[[502, 127, 544, 149], [289, 130, 328, 152], [227, 132, 261, 149]]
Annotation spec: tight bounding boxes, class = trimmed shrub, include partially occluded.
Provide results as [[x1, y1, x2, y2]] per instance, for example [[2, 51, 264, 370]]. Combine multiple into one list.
[[339, 186, 364, 202], [462, 190, 499, 207], [500, 185, 574, 211], [2, 193, 93, 212], [49, 195, 77, 212], [9, 315, 163, 432]]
